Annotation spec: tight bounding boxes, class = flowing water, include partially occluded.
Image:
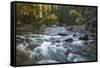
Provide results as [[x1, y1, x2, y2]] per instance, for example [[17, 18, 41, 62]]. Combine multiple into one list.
[[16, 27, 96, 64]]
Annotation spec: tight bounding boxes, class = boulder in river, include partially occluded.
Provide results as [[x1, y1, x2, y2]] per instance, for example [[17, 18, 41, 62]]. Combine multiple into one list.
[[65, 38, 73, 42], [57, 33, 68, 36], [25, 38, 32, 43], [79, 34, 89, 40], [73, 34, 77, 37]]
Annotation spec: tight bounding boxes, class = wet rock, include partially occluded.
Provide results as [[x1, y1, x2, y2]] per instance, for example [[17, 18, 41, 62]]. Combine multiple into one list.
[[89, 40, 96, 44], [16, 36, 25, 45], [64, 49, 71, 56], [65, 38, 73, 42], [79, 34, 89, 40], [27, 43, 40, 51], [73, 34, 77, 37], [25, 38, 32, 43], [90, 33, 96, 40], [57, 33, 68, 36]]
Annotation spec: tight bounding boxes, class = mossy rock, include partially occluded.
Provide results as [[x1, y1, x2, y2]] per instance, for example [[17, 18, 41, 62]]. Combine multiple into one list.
[[16, 50, 36, 65]]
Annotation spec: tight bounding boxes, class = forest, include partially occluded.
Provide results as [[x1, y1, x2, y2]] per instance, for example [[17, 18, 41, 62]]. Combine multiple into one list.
[[16, 3, 97, 33], [16, 3, 97, 65]]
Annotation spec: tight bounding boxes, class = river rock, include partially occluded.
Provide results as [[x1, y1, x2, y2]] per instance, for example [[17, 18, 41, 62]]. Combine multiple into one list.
[[25, 38, 32, 43], [27, 42, 41, 51], [90, 33, 96, 40], [16, 36, 25, 45], [73, 34, 77, 37], [65, 38, 73, 42], [57, 33, 68, 36], [79, 34, 89, 40]]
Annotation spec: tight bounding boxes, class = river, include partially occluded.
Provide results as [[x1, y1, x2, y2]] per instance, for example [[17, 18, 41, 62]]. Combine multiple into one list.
[[16, 26, 96, 64]]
